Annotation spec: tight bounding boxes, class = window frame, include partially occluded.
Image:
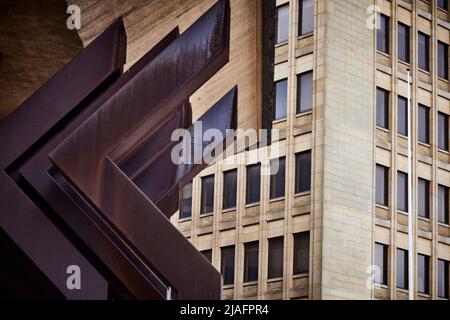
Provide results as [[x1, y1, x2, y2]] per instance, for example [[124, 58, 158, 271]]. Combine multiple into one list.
[[295, 150, 312, 194], [200, 175, 215, 215], [376, 164, 389, 207], [246, 164, 261, 205], [376, 87, 390, 130], [297, 71, 313, 114], [377, 13, 390, 54], [375, 242, 388, 286], [244, 241, 259, 283], [418, 178, 430, 219], [222, 169, 238, 210], [270, 157, 286, 200], [274, 78, 288, 121], [417, 254, 430, 295], [276, 4, 289, 44], [398, 22, 410, 63], [221, 245, 235, 286], [293, 231, 310, 275], [268, 236, 284, 279], [438, 41, 449, 80], [179, 181, 193, 219], [396, 248, 409, 290], [418, 104, 430, 144], [418, 32, 430, 72], [298, 0, 314, 37]]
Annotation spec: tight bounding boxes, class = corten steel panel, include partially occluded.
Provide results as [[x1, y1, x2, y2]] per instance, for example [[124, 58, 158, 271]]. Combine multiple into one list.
[[0, 0, 234, 299], [0, 18, 127, 299], [49, 0, 232, 299]]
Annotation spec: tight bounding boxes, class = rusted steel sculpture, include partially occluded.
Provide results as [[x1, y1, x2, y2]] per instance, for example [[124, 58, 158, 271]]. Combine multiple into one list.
[[0, 0, 235, 300]]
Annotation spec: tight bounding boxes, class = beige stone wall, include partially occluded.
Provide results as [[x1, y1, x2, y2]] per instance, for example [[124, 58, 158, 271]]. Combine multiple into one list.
[[317, 0, 375, 299], [67, 0, 262, 131], [374, 0, 450, 300], [0, 0, 82, 120]]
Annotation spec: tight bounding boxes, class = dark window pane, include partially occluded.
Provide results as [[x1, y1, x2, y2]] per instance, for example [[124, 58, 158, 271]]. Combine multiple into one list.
[[438, 112, 449, 151], [293, 232, 310, 275], [201, 249, 212, 263], [396, 249, 409, 290], [418, 104, 430, 144], [201, 175, 214, 214], [418, 254, 429, 294], [376, 88, 389, 129], [276, 5, 289, 44], [299, 0, 314, 36], [438, 41, 449, 79], [268, 237, 284, 279], [377, 14, 390, 54], [223, 169, 237, 210], [418, 32, 430, 71], [244, 241, 259, 283], [397, 96, 408, 136], [375, 243, 388, 285], [376, 164, 389, 207], [297, 71, 313, 114], [438, 259, 449, 299], [418, 178, 430, 219], [295, 150, 311, 194], [179, 182, 192, 219], [270, 157, 286, 199], [221, 246, 235, 286], [398, 23, 410, 63], [397, 171, 408, 212], [438, 0, 449, 11], [439, 185, 450, 224], [246, 164, 261, 204], [275, 79, 288, 120]]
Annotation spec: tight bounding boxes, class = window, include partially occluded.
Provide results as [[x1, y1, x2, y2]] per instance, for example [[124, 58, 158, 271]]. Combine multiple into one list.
[[295, 150, 311, 194], [376, 88, 389, 129], [299, 0, 313, 36], [438, 41, 449, 80], [398, 23, 410, 63], [221, 246, 235, 286], [417, 254, 430, 295], [375, 243, 388, 285], [293, 232, 310, 275], [418, 104, 430, 144], [201, 175, 215, 215], [438, 259, 449, 299], [397, 171, 408, 212], [439, 185, 449, 224], [297, 71, 313, 114], [244, 241, 259, 283], [376, 164, 389, 207], [270, 157, 286, 199], [223, 169, 237, 210], [179, 182, 192, 219], [438, 0, 449, 11], [246, 164, 261, 204], [438, 112, 449, 151], [397, 96, 408, 137], [276, 5, 289, 44], [396, 249, 409, 290], [201, 249, 212, 263], [274, 79, 288, 120], [418, 178, 430, 219], [377, 13, 390, 54], [268, 237, 284, 279], [418, 32, 430, 71]]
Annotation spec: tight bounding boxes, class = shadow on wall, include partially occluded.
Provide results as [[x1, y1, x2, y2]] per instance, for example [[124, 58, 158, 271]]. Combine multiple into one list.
[[0, 0, 82, 120]]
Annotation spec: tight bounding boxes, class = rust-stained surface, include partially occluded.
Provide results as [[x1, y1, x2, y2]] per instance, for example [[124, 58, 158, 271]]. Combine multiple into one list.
[[0, 0, 235, 300]]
